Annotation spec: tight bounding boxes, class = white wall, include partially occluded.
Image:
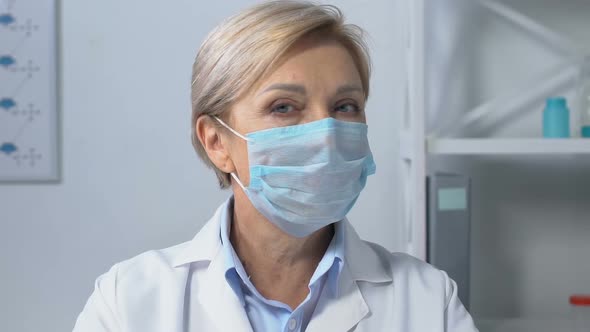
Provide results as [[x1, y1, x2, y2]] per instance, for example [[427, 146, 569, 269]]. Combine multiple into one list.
[[0, 1, 405, 331]]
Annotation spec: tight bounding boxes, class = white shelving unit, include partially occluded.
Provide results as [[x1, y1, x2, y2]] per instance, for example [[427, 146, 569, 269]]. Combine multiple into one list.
[[401, 0, 590, 330], [401, 0, 590, 260], [399, 0, 427, 261]]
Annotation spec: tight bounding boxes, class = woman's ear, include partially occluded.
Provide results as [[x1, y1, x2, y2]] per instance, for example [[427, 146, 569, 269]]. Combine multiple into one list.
[[196, 116, 235, 173]]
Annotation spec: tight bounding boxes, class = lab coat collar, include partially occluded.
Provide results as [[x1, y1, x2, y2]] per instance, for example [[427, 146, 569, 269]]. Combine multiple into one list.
[[342, 219, 393, 283], [171, 197, 392, 331], [171, 200, 227, 268], [172, 200, 253, 332], [172, 197, 393, 284]]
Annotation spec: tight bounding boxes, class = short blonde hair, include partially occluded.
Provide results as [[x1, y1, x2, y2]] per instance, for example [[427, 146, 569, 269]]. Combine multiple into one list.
[[190, 0, 371, 188]]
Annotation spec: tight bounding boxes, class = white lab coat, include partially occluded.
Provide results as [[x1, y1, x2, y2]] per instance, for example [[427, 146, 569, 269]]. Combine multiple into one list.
[[73, 201, 479, 332]]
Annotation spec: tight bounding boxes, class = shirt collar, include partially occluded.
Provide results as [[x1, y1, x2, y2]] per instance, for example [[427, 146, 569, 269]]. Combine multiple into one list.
[[219, 196, 346, 303], [171, 196, 392, 285], [308, 218, 345, 295], [218, 196, 248, 305]]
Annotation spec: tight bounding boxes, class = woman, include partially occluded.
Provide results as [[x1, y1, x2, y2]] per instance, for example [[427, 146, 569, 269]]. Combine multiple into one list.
[[74, 1, 478, 331]]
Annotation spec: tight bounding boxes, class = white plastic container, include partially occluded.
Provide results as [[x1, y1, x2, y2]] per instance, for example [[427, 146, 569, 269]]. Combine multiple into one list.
[[570, 295, 590, 331]]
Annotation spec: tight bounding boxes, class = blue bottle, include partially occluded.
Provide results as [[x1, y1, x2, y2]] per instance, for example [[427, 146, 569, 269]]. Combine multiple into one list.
[[543, 97, 570, 138], [582, 94, 590, 138]]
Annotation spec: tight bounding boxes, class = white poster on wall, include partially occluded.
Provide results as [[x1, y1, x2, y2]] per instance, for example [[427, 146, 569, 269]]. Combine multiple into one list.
[[0, 0, 58, 182]]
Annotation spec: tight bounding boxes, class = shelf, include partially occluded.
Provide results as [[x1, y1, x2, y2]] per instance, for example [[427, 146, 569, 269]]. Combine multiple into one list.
[[427, 138, 590, 155]]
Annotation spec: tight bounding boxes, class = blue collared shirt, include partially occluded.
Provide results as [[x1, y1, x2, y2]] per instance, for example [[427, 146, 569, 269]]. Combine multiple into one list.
[[219, 198, 345, 332]]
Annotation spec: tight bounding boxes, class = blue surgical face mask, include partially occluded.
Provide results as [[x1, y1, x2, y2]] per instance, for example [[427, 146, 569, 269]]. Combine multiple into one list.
[[214, 116, 376, 237]]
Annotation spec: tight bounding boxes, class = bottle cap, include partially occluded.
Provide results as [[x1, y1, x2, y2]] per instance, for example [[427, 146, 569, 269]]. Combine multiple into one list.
[[570, 295, 590, 307], [546, 97, 567, 109]]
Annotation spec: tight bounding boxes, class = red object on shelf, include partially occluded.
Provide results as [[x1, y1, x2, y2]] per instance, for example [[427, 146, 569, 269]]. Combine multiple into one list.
[[570, 295, 590, 306]]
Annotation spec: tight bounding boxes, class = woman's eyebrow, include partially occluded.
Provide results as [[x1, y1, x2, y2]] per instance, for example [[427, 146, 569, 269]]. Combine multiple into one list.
[[259, 83, 363, 96], [258, 83, 306, 96], [335, 84, 363, 95]]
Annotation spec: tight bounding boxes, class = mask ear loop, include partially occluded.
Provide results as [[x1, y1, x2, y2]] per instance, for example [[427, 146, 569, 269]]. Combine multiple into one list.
[[212, 116, 250, 141], [211, 116, 249, 190], [230, 172, 247, 191]]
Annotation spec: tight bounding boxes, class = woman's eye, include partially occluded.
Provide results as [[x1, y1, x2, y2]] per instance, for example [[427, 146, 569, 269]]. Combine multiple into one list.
[[270, 103, 295, 114], [335, 103, 360, 113]]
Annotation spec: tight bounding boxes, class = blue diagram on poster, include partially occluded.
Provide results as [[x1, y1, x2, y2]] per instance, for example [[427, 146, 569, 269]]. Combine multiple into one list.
[[0, 0, 57, 181]]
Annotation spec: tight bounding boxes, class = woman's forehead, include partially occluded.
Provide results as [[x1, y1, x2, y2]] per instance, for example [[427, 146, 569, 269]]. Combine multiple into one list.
[[250, 38, 364, 97]]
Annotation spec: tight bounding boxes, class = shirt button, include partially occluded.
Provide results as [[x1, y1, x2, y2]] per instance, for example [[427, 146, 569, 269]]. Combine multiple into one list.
[[288, 318, 297, 331]]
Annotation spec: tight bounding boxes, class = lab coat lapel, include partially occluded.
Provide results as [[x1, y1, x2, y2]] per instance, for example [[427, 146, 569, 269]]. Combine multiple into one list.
[[172, 198, 252, 332], [306, 220, 393, 332], [198, 245, 253, 332], [306, 265, 369, 332]]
